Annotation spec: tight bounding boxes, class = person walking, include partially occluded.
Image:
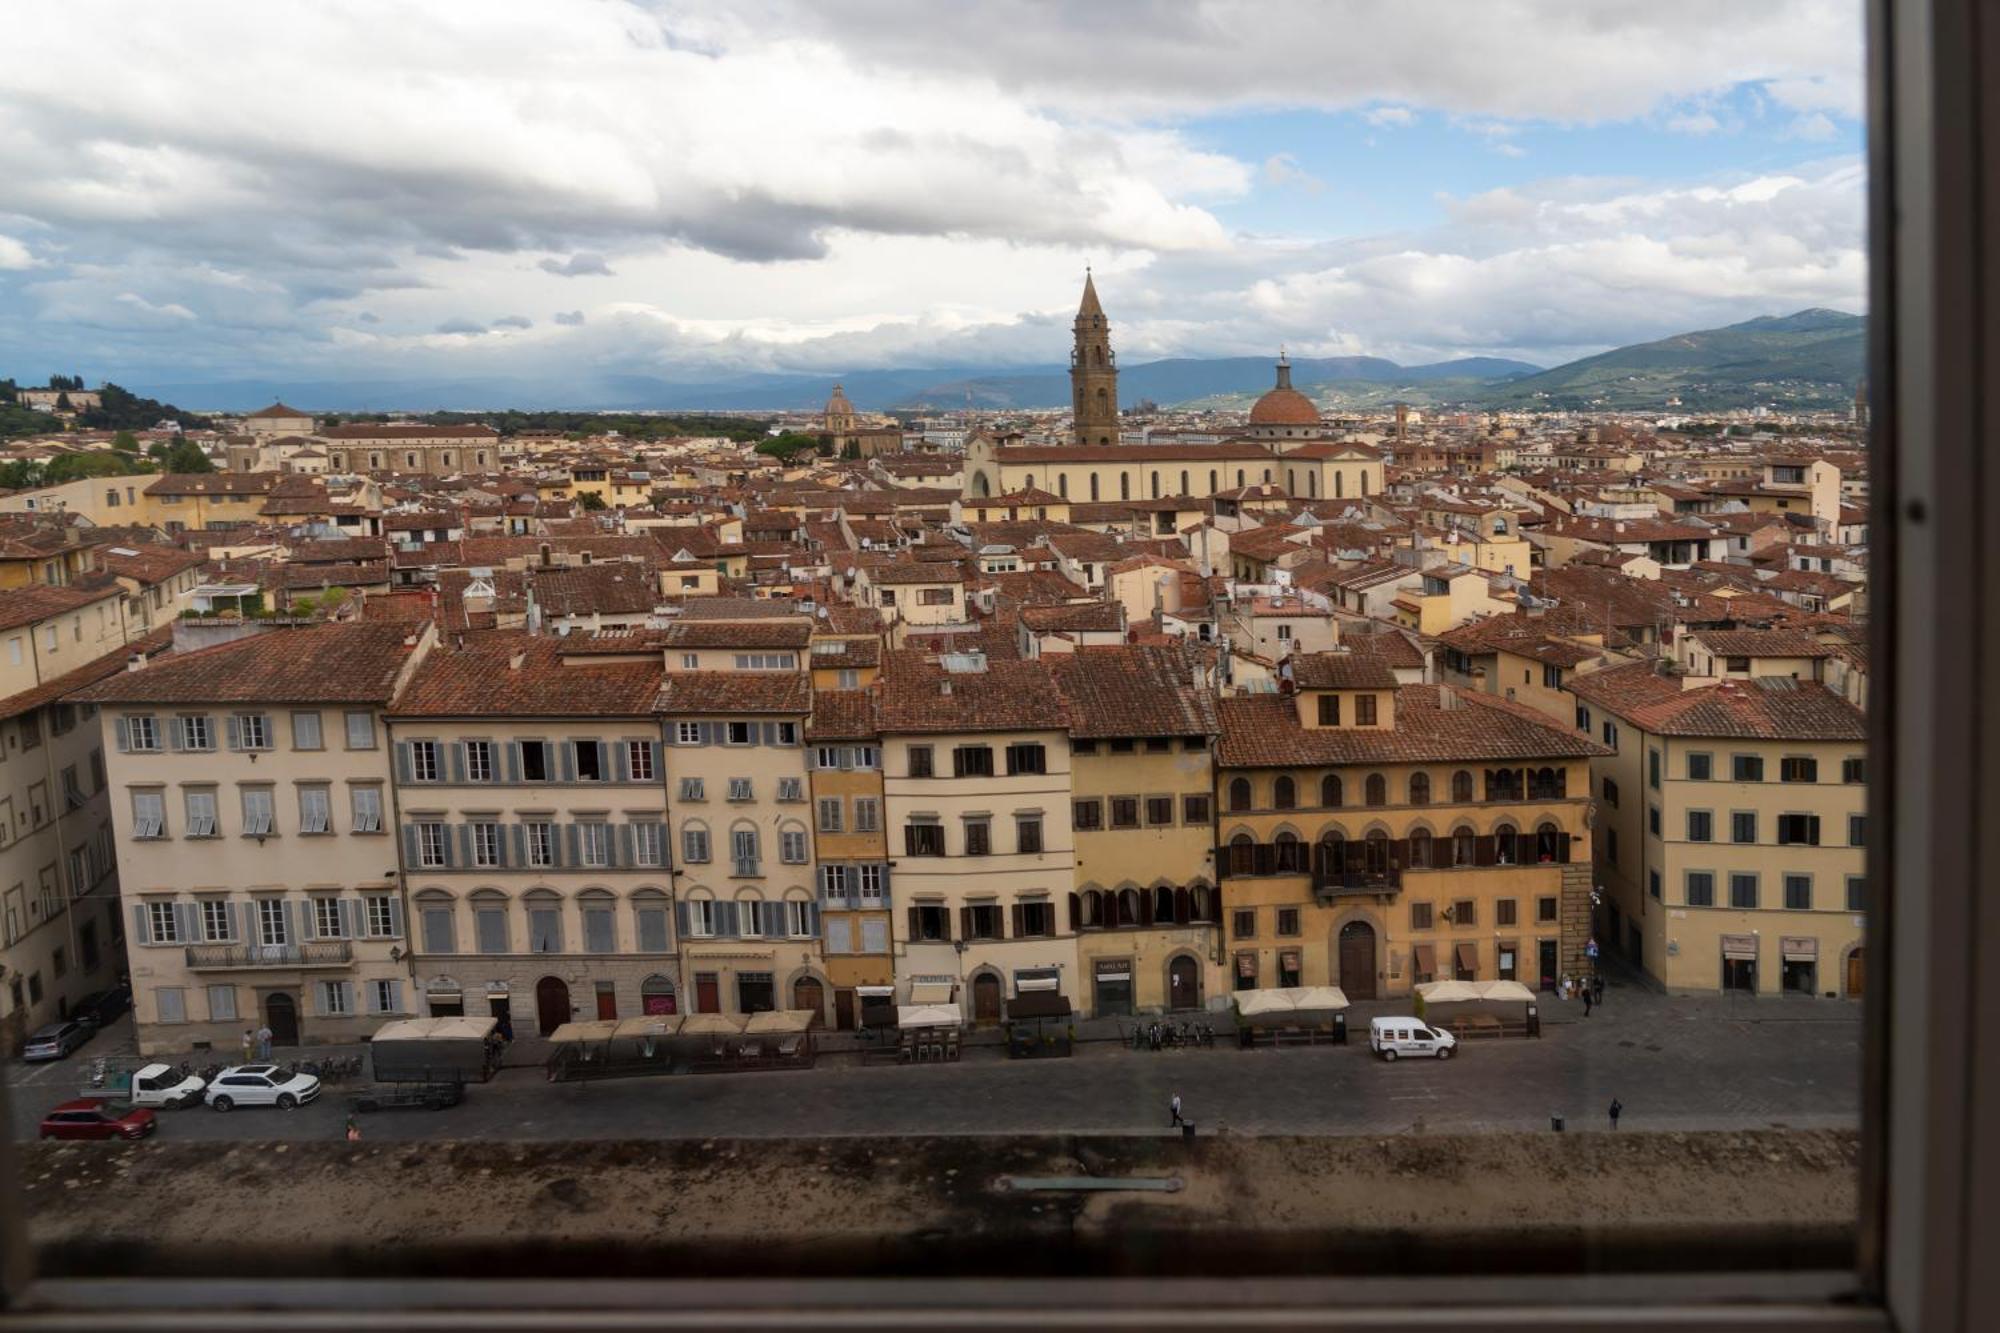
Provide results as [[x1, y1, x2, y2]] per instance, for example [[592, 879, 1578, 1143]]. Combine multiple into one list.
[[1592, 975, 1605, 1009], [239, 1029, 255, 1065], [344, 1116, 361, 1143], [1582, 988, 1593, 1018], [1609, 1098, 1623, 1130], [1170, 1093, 1184, 1127], [255, 1024, 273, 1061]]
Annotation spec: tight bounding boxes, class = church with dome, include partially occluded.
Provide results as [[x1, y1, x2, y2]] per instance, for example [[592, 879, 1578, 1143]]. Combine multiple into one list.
[[816, 383, 905, 459], [962, 277, 1383, 505]]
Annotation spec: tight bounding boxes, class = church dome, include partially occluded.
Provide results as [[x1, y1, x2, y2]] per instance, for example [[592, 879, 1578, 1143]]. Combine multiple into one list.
[[1248, 355, 1320, 426], [824, 384, 856, 417]]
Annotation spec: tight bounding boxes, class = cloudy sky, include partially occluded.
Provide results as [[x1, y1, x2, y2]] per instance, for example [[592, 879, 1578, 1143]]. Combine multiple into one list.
[[0, 0, 1865, 398]]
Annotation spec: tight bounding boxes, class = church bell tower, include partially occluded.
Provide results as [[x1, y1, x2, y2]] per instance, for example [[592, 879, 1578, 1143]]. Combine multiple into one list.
[[1071, 271, 1119, 445]]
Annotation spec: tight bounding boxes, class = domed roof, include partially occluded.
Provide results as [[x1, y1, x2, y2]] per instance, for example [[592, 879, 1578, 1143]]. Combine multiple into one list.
[[824, 384, 856, 415], [1249, 385, 1321, 426]]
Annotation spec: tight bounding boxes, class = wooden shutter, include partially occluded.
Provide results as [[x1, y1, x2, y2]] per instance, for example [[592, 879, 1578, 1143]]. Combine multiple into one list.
[[715, 901, 738, 938], [511, 824, 528, 866], [675, 901, 691, 939], [1808, 815, 1822, 845], [648, 741, 663, 779], [907, 905, 920, 939], [131, 904, 150, 944], [959, 906, 973, 940], [504, 742, 522, 782], [400, 823, 419, 867], [301, 901, 317, 941], [1010, 904, 1024, 939], [226, 715, 241, 751], [455, 825, 472, 867], [114, 716, 129, 752], [340, 899, 360, 939], [614, 741, 631, 782], [1067, 893, 1080, 933], [557, 742, 576, 782], [394, 742, 413, 783], [617, 824, 635, 868], [447, 743, 466, 783], [563, 824, 581, 867], [1474, 835, 1497, 866]]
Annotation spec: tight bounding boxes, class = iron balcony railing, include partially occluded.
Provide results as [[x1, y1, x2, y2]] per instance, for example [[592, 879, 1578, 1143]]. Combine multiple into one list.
[[184, 941, 353, 969]]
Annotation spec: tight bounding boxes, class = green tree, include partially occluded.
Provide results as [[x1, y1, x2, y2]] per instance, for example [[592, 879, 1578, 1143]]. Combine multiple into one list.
[[42, 452, 153, 484], [112, 429, 139, 452], [577, 491, 607, 511], [162, 440, 214, 473], [754, 431, 822, 461]]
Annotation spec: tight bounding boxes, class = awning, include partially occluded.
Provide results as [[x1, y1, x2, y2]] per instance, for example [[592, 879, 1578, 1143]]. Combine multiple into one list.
[[1781, 937, 1819, 962], [547, 1020, 619, 1044], [1006, 992, 1072, 1020], [1236, 954, 1257, 978], [679, 1013, 747, 1036], [855, 985, 896, 999], [1416, 980, 1536, 1004], [897, 1004, 962, 1029], [613, 1015, 681, 1039], [1455, 943, 1478, 974], [372, 1016, 497, 1042], [909, 981, 955, 1005], [1412, 943, 1437, 977], [1016, 975, 1059, 992], [1721, 934, 1760, 961], [743, 1009, 813, 1034], [1093, 965, 1131, 982]]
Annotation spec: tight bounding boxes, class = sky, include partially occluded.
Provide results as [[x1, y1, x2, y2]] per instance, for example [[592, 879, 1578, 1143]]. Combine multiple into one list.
[[0, 0, 1866, 400]]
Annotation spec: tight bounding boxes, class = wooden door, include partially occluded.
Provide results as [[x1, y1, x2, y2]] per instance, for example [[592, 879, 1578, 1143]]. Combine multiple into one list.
[[1846, 949, 1864, 998], [972, 973, 1002, 1025], [1167, 955, 1201, 1010], [695, 974, 720, 1014], [834, 989, 855, 1031], [534, 976, 570, 1036], [264, 992, 299, 1046], [1338, 921, 1377, 1000], [595, 986, 618, 1021], [792, 976, 827, 1028]]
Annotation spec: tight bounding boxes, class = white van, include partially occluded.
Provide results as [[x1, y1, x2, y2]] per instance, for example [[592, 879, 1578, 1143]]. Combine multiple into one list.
[[1369, 1017, 1458, 1061]]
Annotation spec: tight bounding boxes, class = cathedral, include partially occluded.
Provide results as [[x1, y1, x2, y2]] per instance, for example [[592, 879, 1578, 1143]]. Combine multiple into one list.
[[961, 276, 1384, 504]]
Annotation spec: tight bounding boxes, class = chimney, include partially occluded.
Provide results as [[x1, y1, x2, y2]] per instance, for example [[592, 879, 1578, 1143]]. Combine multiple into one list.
[[126, 653, 146, 672], [509, 650, 527, 671], [939, 678, 952, 697], [1437, 684, 1457, 709]]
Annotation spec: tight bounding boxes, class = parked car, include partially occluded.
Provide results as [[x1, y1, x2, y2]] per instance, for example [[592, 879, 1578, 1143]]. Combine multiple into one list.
[[71, 986, 132, 1028], [22, 1020, 92, 1062], [39, 1098, 157, 1141], [204, 1065, 321, 1111], [129, 1064, 206, 1109], [1368, 1017, 1459, 1061]]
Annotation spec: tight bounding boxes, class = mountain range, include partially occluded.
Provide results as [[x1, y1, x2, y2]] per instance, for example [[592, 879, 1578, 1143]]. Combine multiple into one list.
[[121, 309, 1862, 416]]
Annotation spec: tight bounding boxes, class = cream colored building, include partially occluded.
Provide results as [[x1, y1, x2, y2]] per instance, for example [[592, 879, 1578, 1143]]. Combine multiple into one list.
[[76, 623, 433, 1056]]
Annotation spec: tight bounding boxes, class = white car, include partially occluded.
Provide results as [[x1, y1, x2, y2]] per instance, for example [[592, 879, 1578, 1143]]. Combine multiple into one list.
[[1369, 1017, 1459, 1061], [129, 1064, 206, 1109], [204, 1064, 321, 1111]]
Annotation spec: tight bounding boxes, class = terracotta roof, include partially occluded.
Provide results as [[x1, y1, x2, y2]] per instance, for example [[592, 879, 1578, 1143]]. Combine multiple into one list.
[[804, 687, 880, 740], [662, 620, 813, 649], [1046, 644, 1217, 739], [2, 627, 173, 721], [1288, 652, 1401, 691], [877, 651, 1068, 734], [321, 424, 499, 440], [995, 441, 1276, 464], [70, 623, 420, 706], [0, 582, 121, 633], [1690, 628, 1835, 659], [530, 564, 659, 616], [868, 559, 966, 585], [1019, 601, 1123, 633], [394, 635, 661, 717], [1217, 685, 1610, 769], [1626, 677, 1865, 740], [289, 537, 390, 564], [95, 545, 204, 585], [1249, 384, 1321, 426], [145, 473, 277, 498], [654, 670, 811, 716], [245, 402, 311, 419], [807, 636, 882, 668]]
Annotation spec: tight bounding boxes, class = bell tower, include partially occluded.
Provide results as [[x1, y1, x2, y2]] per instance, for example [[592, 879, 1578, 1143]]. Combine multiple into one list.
[[1070, 270, 1119, 445]]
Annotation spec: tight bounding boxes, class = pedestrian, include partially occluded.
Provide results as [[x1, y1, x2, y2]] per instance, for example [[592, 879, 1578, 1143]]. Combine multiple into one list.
[[1592, 975, 1605, 1008], [496, 1009, 515, 1044], [1170, 1092, 1183, 1127], [1609, 1098, 1623, 1130], [1582, 988, 1593, 1018], [240, 1029, 254, 1064], [344, 1116, 361, 1143], [256, 1024, 273, 1061]]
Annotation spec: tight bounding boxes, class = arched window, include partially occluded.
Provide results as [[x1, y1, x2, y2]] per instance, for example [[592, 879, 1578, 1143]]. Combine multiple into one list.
[[1120, 473, 1131, 500], [1453, 826, 1476, 866], [1180, 470, 1189, 494], [1408, 772, 1431, 805], [1365, 829, 1390, 875], [1287, 469, 1296, 494], [1209, 469, 1218, 493], [1189, 884, 1214, 920], [640, 974, 677, 1015], [1309, 472, 1317, 498], [1360, 471, 1371, 496], [1451, 770, 1475, 803], [1057, 475, 1068, 498], [1317, 830, 1346, 878], [1118, 887, 1142, 923], [1228, 777, 1253, 812], [1273, 775, 1297, 810], [1536, 821, 1565, 863], [1090, 474, 1100, 501], [1365, 773, 1387, 806], [1228, 832, 1255, 876], [1321, 774, 1344, 807], [1154, 885, 1176, 922], [1408, 829, 1433, 868], [1237, 469, 1246, 487], [1083, 890, 1103, 927], [1494, 823, 1518, 865], [1274, 831, 1305, 873], [1335, 470, 1344, 498]]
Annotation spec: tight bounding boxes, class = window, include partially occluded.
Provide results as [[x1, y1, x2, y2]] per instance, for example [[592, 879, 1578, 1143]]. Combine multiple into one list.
[[1145, 796, 1173, 826], [1687, 810, 1713, 842], [177, 714, 213, 751], [131, 790, 165, 839], [633, 822, 664, 866], [344, 711, 375, 750], [817, 797, 844, 832], [528, 906, 562, 953], [1650, 870, 1662, 900], [290, 711, 322, 750], [1182, 793, 1211, 825], [914, 905, 949, 941], [1846, 875, 1866, 912], [1275, 623, 1292, 642], [1073, 798, 1103, 830], [1410, 902, 1434, 930], [1015, 814, 1043, 853], [680, 826, 710, 864], [626, 740, 655, 781], [1777, 814, 1822, 846], [1451, 899, 1476, 927], [1784, 874, 1813, 911], [1732, 754, 1764, 782], [780, 829, 807, 863], [474, 905, 509, 954], [1731, 811, 1758, 844], [967, 905, 1001, 939], [858, 864, 886, 903], [908, 745, 934, 777], [200, 899, 231, 942], [575, 742, 604, 782], [314, 897, 344, 938], [725, 722, 752, 746], [1850, 814, 1866, 848], [1536, 896, 1558, 923], [1005, 742, 1046, 775], [1232, 908, 1256, 938], [1496, 899, 1518, 926], [731, 828, 760, 876], [777, 777, 803, 802], [236, 787, 274, 837], [1601, 720, 1618, 748], [1110, 796, 1140, 829], [155, 988, 187, 1024], [636, 903, 669, 952], [1451, 770, 1474, 802], [409, 739, 442, 782], [465, 740, 495, 782], [371, 980, 403, 1014], [1606, 828, 1618, 863], [1685, 872, 1715, 907], [207, 985, 238, 1022], [584, 904, 616, 953], [257, 898, 287, 947], [1648, 806, 1661, 836], [727, 777, 753, 801], [1687, 751, 1713, 780], [364, 895, 395, 938], [904, 821, 945, 856], [416, 821, 448, 866], [853, 797, 880, 832], [679, 777, 706, 801], [685, 900, 716, 938], [1781, 756, 1820, 783], [1602, 778, 1619, 807], [127, 714, 160, 751], [1649, 749, 1661, 789], [786, 900, 813, 937], [675, 721, 702, 745], [1018, 901, 1053, 937], [1272, 775, 1297, 810], [964, 818, 991, 856], [953, 745, 994, 778], [1317, 694, 1340, 726], [1276, 908, 1300, 936], [1843, 756, 1866, 784], [298, 785, 331, 835], [1365, 774, 1387, 806], [234, 713, 270, 751], [1729, 873, 1759, 910], [471, 821, 502, 867], [351, 786, 383, 833], [520, 740, 550, 781], [1354, 694, 1378, 726]]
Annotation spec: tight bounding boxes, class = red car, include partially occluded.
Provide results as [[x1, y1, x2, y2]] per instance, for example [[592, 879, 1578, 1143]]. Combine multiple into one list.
[[38, 1098, 157, 1141]]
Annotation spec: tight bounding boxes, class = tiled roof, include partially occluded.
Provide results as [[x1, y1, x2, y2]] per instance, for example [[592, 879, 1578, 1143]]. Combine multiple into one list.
[[662, 619, 813, 649], [145, 473, 277, 497], [530, 564, 659, 616], [1288, 652, 1402, 691], [70, 623, 420, 706], [995, 442, 1275, 464], [1689, 628, 1834, 659], [674, 596, 809, 621], [877, 651, 1069, 734], [1627, 677, 1865, 740], [1, 627, 173, 721], [394, 635, 661, 717], [654, 669, 811, 716], [1216, 685, 1611, 769], [0, 582, 122, 633], [95, 545, 204, 585], [1562, 659, 1694, 717], [804, 687, 880, 740], [321, 424, 499, 440], [807, 636, 882, 668], [1046, 644, 1218, 739], [1019, 601, 1123, 633]]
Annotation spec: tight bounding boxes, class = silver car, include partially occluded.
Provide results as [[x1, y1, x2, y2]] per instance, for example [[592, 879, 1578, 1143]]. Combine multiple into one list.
[[22, 1020, 91, 1062]]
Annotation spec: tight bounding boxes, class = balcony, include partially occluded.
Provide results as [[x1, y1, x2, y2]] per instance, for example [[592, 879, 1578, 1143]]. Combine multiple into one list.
[[1312, 868, 1403, 899], [184, 941, 353, 970]]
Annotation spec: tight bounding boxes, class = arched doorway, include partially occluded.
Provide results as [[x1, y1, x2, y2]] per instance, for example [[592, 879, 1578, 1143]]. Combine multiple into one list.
[[1845, 948, 1864, 998], [1167, 955, 1202, 1011], [1338, 920, 1378, 1000], [263, 992, 299, 1047], [793, 976, 827, 1028], [641, 975, 677, 1015], [534, 976, 571, 1036], [971, 972, 1003, 1025]]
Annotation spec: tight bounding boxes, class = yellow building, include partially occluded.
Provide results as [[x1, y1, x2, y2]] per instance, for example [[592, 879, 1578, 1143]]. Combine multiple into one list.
[[807, 635, 882, 691], [1567, 663, 1867, 997], [803, 689, 891, 1028], [1215, 653, 1607, 1000], [1047, 645, 1223, 1017], [141, 473, 278, 531]]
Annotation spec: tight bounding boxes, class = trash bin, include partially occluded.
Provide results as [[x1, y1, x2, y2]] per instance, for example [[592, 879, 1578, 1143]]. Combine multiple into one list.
[[1551, 1114, 1565, 1132], [1332, 1012, 1347, 1044], [1526, 1004, 1541, 1038], [1182, 1120, 1196, 1141]]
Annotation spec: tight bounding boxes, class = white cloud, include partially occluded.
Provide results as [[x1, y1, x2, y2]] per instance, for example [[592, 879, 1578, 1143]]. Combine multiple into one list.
[[1363, 105, 1416, 128], [553, 310, 586, 326], [1492, 143, 1528, 159], [1784, 112, 1840, 141], [0, 234, 32, 269], [491, 314, 533, 329], [1260, 153, 1324, 193]]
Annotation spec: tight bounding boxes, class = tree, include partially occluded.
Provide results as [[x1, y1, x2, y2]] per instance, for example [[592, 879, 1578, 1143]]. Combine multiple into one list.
[[42, 452, 153, 484], [112, 430, 139, 453], [754, 431, 821, 462], [162, 440, 214, 473], [577, 491, 607, 511], [54, 392, 72, 414]]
